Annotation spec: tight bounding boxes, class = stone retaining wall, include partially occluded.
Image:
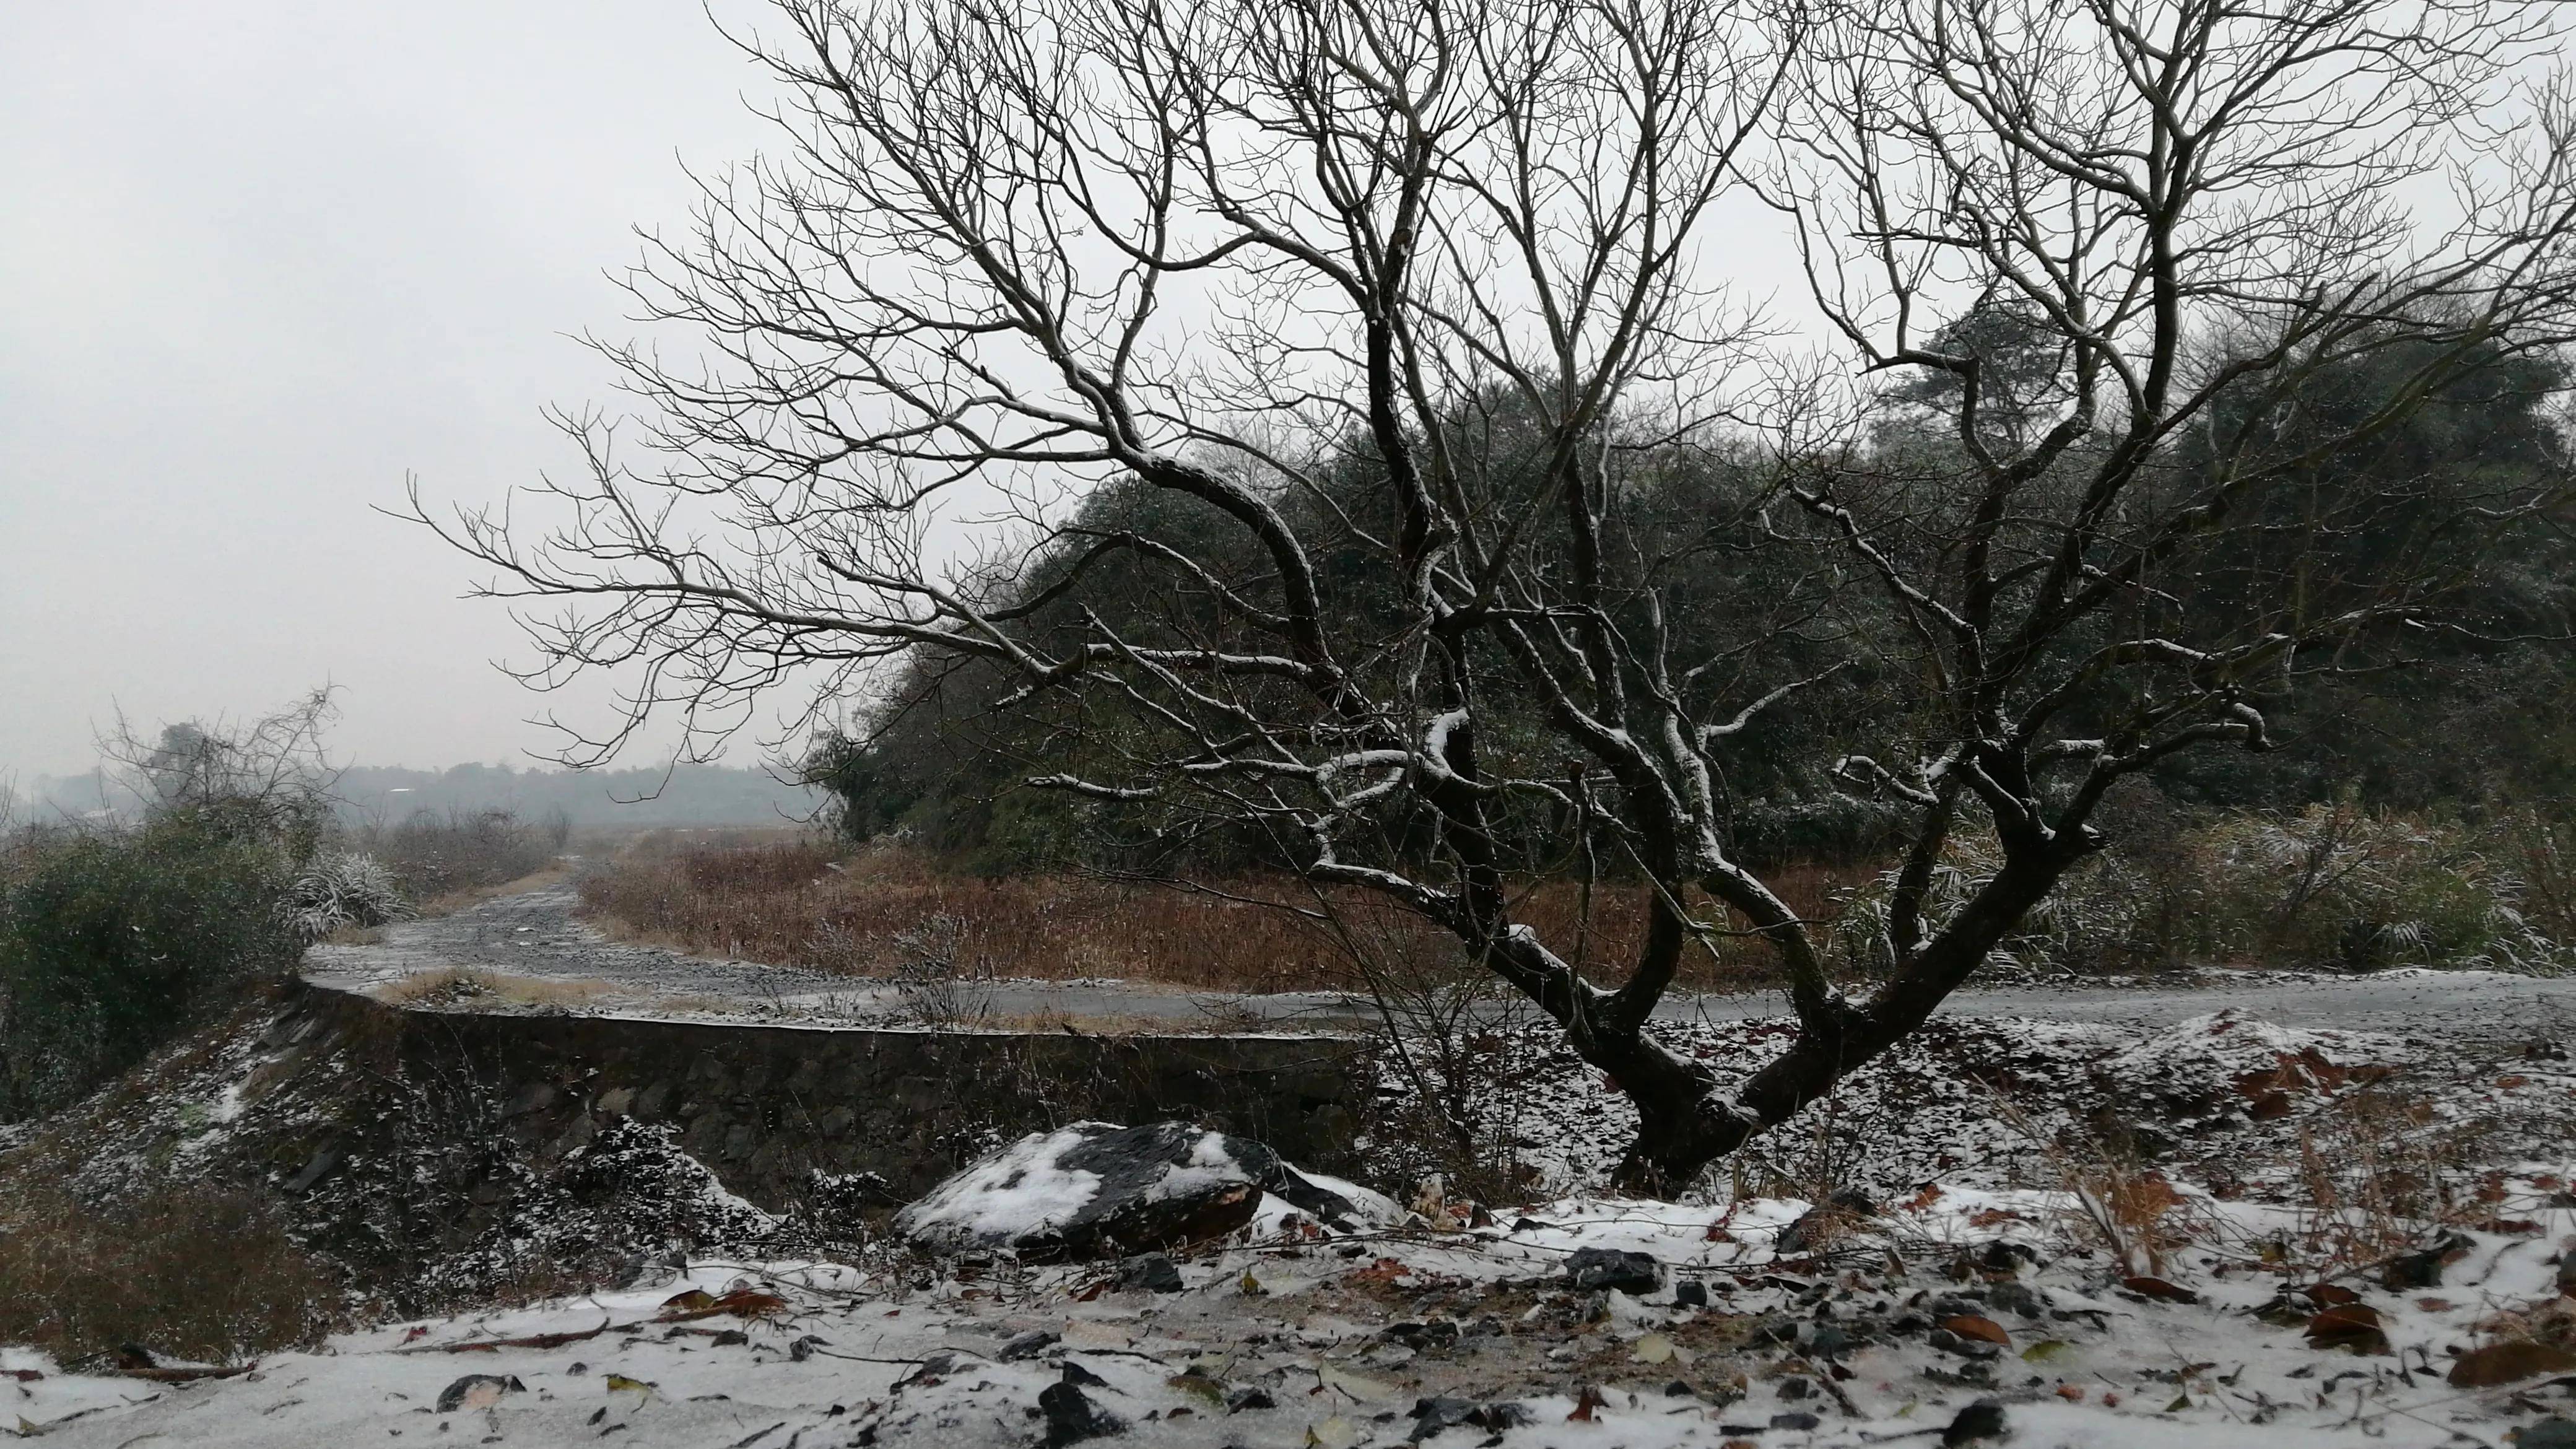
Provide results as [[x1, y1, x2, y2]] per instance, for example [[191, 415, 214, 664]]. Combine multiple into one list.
[[296, 981, 1373, 1209]]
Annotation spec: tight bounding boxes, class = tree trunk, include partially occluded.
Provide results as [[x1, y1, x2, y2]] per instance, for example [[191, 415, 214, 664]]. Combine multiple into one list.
[[1599, 851, 2071, 1194]]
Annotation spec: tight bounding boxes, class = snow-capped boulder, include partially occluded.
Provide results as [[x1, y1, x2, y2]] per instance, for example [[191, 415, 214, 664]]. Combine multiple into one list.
[[896, 1121, 1393, 1259]]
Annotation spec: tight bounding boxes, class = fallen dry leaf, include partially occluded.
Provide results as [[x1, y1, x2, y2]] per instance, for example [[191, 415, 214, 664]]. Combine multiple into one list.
[[2304, 1303, 2390, 1355], [1939, 1314, 2011, 1347], [1305, 1416, 1360, 1449], [1567, 1384, 1608, 1422], [658, 1289, 788, 1323], [2122, 1275, 2202, 1305], [2447, 1339, 2576, 1387], [1632, 1333, 1692, 1367], [1313, 1363, 1389, 1403]]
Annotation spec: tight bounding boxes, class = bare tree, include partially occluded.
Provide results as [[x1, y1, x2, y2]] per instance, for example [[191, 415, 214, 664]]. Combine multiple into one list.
[[412, 0, 2576, 1188], [102, 687, 346, 853]]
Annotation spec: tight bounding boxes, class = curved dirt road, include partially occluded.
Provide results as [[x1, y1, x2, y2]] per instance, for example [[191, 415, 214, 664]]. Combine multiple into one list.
[[303, 877, 2576, 1040]]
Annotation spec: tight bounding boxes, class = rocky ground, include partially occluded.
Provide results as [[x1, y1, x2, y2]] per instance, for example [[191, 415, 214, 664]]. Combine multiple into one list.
[[9, 1167, 2576, 1447]]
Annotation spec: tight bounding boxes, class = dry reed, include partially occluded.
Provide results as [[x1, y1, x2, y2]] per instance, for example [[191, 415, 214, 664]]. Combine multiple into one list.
[[578, 840, 1868, 993]]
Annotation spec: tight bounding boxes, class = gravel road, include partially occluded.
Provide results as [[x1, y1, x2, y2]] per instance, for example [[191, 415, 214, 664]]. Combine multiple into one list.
[[303, 876, 2576, 1039]]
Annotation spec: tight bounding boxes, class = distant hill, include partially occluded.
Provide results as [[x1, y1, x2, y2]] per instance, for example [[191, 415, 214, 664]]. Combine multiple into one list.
[[22, 762, 817, 829]]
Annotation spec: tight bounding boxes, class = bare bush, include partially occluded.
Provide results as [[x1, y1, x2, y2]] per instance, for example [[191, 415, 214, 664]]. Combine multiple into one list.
[[887, 912, 994, 1028], [357, 808, 557, 907]]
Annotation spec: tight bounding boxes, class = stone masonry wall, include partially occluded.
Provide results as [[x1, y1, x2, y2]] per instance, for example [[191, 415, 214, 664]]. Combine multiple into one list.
[[295, 981, 1373, 1210]]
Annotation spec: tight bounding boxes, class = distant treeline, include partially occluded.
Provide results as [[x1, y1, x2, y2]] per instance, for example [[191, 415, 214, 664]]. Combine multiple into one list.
[[24, 762, 816, 830]]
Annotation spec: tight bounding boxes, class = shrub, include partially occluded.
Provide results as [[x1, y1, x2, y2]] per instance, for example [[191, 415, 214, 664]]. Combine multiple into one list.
[[1831, 802, 2574, 976], [0, 812, 302, 1121], [2185, 803, 2562, 971], [276, 851, 413, 940]]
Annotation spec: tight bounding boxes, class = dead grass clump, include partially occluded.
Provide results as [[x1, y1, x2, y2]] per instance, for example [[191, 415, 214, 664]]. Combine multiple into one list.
[[0, 1178, 341, 1364], [2279, 1084, 2497, 1270], [577, 840, 1873, 994]]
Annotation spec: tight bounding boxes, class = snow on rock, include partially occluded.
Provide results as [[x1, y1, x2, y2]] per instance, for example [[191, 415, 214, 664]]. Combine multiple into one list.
[[897, 1120, 1396, 1258]]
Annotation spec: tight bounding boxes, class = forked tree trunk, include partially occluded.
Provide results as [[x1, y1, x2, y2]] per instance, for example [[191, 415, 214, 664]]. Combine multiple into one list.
[[1593, 852, 2070, 1194]]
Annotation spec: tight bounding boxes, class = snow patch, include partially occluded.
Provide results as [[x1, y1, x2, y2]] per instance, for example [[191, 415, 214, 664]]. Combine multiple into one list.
[[894, 1123, 1110, 1249]]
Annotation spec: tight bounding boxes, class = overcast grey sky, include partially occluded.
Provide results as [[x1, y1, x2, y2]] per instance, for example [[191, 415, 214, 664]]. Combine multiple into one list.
[[0, 2, 779, 778]]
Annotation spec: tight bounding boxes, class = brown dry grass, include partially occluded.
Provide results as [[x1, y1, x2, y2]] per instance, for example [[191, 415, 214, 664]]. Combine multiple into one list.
[[578, 838, 1871, 993], [0, 1177, 341, 1364]]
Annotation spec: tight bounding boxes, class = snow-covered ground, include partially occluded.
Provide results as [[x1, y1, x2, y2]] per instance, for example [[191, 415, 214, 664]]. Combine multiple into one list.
[[10, 1004, 2576, 1447], [14, 880, 2576, 1446], [10, 1169, 2574, 1448]]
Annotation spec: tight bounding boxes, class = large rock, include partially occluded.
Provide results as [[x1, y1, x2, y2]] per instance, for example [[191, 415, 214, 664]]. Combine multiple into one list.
[[896, 1121, 1391, 1259]]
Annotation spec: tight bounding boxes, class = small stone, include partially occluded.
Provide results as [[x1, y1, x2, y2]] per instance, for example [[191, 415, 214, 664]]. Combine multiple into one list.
[[1978, 1240, 2035, 1275], [2520, 1417, 2576, 1449], [1225, 1386, 1276, 1412], [1566, 1248, 1661, 1294], [1770, 1411, 1821, 1430], [283, 1144, 341, 1194], [710, 1329, 749, 1347], [1673, 1277, 1710, 1308], [1117, 1253, 1185, 1294], [1807, 1325, 1856, 1359], [1777, 1376, 1812, 1400], [2382, 1233, 2470, 1291], [1038, 1382, 1123, 1445], [1410, 1398, 1478, 1438], [435, 1375, 524, 1414], [999, 1329, 1061, 1361], [1986, 1281, 2044, 1318], [1943, 1397, 2009, 1445], [502, 1083, 557, 1118]]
